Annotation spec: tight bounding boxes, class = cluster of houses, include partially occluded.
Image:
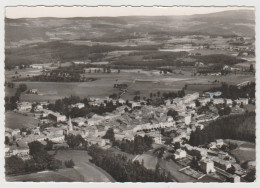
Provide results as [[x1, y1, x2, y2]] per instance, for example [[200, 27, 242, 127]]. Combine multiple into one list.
[[6, 89, 253, 182]]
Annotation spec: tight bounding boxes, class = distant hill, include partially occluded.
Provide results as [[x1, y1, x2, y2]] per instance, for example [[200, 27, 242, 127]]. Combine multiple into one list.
[[5, 9, 255, 67]]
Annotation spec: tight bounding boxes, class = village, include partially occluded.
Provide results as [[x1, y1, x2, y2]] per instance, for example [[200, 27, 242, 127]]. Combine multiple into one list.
[[5, 86, 254, 182]]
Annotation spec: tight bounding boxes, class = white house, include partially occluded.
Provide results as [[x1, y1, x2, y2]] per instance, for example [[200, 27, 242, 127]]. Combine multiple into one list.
[[174, 149, 187, 160], [17, 102, 32, 112]]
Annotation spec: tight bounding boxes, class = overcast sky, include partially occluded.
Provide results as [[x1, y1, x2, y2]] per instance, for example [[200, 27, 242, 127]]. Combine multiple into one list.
[[5, 6, 254, 18]]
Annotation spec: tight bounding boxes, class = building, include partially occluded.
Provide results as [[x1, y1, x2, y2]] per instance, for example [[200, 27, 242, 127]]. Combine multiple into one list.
[[17, 102, 32, 112], [30, 64, 44, 69], [216, 139, 224, 147], [184, 115, 191, 125], [212, 158, 232, 170], [48, 112, 67, 122], [28, 89, 38, 94], [72, 117, 86, 127], [70, 103, 85, 109], [235, 98, 249, 105], [199, 158, 215, 174], [213, 98, 225, 105], [230, 175, 241, 183], [174, 149, 187, 160], [183, 93, 199, 103]]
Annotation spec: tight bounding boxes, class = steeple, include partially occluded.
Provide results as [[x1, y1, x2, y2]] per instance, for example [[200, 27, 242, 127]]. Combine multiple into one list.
[[68, 116, 73, 131]]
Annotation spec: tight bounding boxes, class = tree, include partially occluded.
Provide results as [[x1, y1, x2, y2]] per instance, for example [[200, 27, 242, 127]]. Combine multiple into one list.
[[5, 136, 10, 145], [18, 84, 27, 92], [249, 64, 254, 73], [167, 109, 178, 120], [65, 159, 75, 168], [28, 141, 45, 155], [103, 128, 115, 142], [5, 156, 25, 175], [195, 99, 201, 107]]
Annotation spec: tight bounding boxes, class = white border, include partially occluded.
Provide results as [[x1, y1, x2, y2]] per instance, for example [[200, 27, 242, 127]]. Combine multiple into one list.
[[0, 1, 259, 188]]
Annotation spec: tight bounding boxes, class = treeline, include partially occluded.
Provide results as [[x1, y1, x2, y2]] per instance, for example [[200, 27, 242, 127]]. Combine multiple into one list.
[[113, 135, 153, 155], [189, 112, 255, 146], [5, 83, 27, 111], [192, 54, 245, 66], [206, 82, 255, 100], [88, 145, 172, 182]]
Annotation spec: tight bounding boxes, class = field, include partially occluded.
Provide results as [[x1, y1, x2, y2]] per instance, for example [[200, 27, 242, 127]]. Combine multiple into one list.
[[5, 68, 255, 103], [134, 153, 158, 170], [225, 139, 256, 165], [7, 150, 115, 182], [5, 111, 39, 129], [54, 150, 115, 182]]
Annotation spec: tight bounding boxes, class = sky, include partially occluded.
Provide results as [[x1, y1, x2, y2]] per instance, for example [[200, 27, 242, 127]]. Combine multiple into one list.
[[5, 6, 254, 18]]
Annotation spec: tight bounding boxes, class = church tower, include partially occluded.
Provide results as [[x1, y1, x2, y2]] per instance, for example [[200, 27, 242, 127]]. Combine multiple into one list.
[[68, 116, 73, 131]]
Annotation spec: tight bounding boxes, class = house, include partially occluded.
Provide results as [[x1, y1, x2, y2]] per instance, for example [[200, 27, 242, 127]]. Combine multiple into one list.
[[184, 115, 191, 125], [30, 64, 44, 69], [229, 175, 241, 183], [235, 98, 249, 105], [48, 112, 67, 122], [70, 103, 85, 109], [212, 157, 232, 170], [28, 89, 38, 94], [34, 104, 43, 111], [17, 102, 32, 112], [11, 129, 20, 136], [72, 117, 87, 127], [198, 98, 211, 106], [183, 93, 199, 103], [174, 149, 187, 160], [216, 139, 224, 147], [225, 99, 233, 106], [199, 158, 215, 174], [213, 98, 225, 105]]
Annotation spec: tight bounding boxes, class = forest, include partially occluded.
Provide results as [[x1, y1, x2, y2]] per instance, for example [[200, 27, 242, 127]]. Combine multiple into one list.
[[189, 111, 255, 146]]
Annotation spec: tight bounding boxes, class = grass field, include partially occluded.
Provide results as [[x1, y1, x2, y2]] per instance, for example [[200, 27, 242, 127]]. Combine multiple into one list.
[[225, 139, 256, 165], [134, 153, 158, 170], [5, 111, 39, 129]]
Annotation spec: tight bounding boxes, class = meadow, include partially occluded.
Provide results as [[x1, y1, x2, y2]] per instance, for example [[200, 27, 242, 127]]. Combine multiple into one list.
[[5, 111, 39, 129]]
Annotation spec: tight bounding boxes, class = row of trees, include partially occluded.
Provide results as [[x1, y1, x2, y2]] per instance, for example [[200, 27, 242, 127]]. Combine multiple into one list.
[[5, 83, 28, 111], [88, 145, 172, 182], [189, 112, 256, 146]]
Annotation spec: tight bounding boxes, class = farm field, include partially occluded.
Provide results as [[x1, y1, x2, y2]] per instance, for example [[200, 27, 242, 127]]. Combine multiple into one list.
[[5, 111, 39, 129]]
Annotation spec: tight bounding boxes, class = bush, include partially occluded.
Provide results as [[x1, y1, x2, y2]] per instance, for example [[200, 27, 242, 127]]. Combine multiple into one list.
[[64, 159, 75, 168]]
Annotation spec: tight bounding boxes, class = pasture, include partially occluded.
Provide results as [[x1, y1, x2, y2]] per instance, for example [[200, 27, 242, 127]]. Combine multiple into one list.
[[5, 111, 39, 129]]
